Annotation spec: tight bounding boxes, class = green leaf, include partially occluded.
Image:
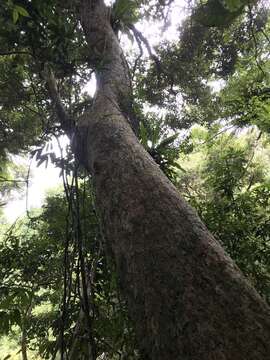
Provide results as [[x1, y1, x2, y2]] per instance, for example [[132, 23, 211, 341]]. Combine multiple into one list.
[[221, 0, 244, 12], [151, 126, 161, 146], [139, 122, 148, 148], [156, 133, 179, 151], [12, 9, 19, 23], [14, 5, 30, 18], [113, 0, 139, 25], [173, 162, 186, 173], [114, 0, 132, 18]]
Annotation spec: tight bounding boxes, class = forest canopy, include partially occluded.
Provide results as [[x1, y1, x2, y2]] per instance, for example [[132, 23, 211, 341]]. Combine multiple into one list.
[[0, 0, 270, 359]]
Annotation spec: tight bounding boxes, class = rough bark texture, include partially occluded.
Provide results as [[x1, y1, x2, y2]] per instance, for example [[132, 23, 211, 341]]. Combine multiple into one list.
[[76, 1, 270, 359]]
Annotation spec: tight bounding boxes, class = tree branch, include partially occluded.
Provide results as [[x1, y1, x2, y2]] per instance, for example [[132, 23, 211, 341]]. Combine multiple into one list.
[[43, 64, 75, 137], [129, 24, 162, 77], [131, 32, 144, 81], [0, 51, 33, 57]]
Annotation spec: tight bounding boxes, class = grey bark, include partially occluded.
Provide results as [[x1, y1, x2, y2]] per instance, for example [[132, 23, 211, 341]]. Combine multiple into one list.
[[72, 0, 270, 359]]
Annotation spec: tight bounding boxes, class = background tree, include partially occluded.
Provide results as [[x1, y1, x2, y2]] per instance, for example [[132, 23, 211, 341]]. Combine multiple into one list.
[[1, 183, 139, 359], [178, 126, 270, 301]]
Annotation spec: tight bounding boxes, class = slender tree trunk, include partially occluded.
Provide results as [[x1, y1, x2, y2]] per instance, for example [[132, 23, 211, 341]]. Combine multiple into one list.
[[21, 325, 28, 360], [20, 298, 33, 360], [74, 1, 270, 359]]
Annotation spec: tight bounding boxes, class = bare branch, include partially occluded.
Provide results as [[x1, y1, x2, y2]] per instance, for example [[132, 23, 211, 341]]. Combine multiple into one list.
[[131, 32, 144, 81], [129, 24, 162, 77]]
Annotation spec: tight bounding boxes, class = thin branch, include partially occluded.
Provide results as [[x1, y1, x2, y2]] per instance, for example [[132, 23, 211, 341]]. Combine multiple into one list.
[[128, 24, 162, 78], [200, 124, 236, 146], [250, 87, 270, 99], [247, 5, 266, 76], [243, 130, 262, 191], [25, 157, 33, 220], [0, 176, 26, 183], [260, 28, 270, 44], [27, 72, 47, 122], [131, 33, 144, 81], [0, 51, 33, 57]]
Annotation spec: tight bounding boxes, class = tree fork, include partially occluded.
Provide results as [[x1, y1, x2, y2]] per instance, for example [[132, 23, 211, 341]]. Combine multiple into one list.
[[74, 0, 270, 358]]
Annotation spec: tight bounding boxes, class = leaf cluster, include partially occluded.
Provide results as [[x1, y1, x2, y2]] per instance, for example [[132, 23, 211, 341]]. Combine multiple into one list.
[[178, 127, 270, 301]]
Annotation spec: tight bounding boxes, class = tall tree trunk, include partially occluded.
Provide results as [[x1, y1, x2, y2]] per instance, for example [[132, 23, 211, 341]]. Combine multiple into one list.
[[75, 1, 270, 359]]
